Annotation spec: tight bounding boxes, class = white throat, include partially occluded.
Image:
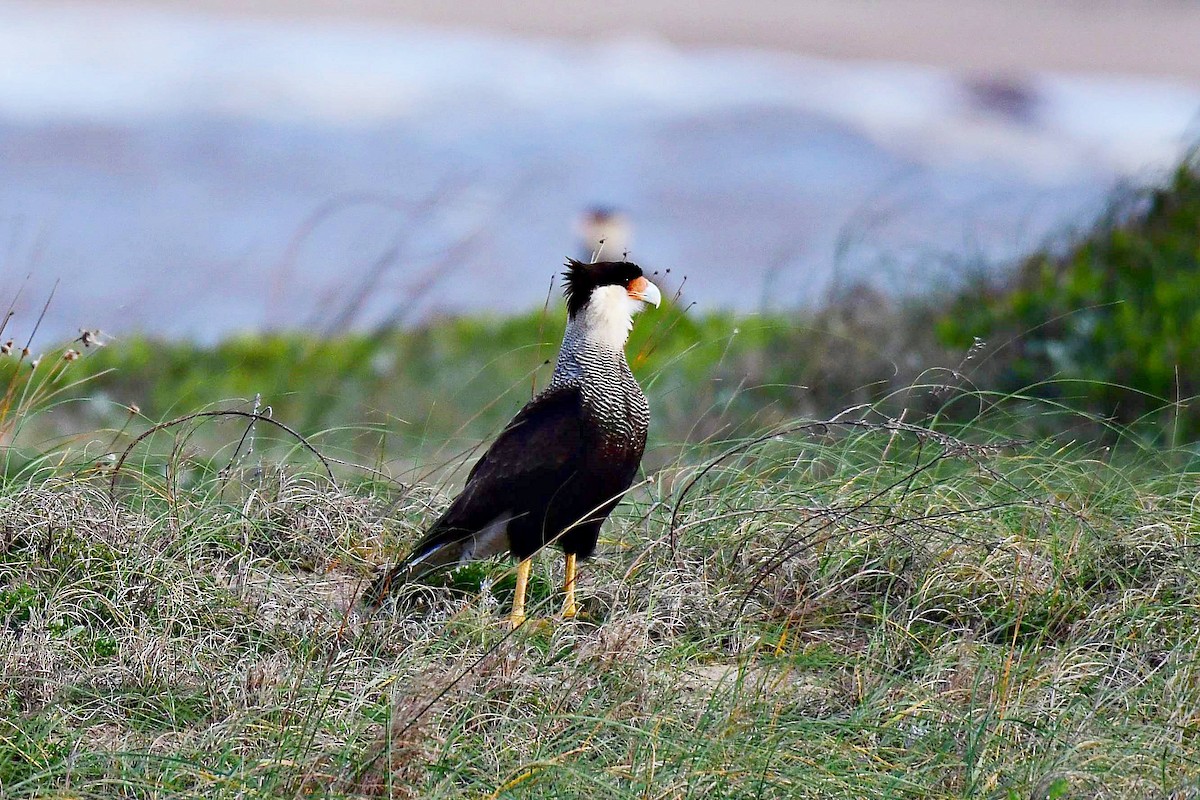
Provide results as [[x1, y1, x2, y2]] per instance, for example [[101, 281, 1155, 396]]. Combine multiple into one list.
[[567, 284, 644, 352]]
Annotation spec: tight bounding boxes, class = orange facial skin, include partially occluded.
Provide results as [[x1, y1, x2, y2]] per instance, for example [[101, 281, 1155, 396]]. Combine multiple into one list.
[[627, 276, 651, 301]]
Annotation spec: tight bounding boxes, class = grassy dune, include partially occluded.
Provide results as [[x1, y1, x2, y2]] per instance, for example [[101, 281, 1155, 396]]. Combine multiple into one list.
[[3, 407, 1199, 798], [5, 158, 1200, 797]]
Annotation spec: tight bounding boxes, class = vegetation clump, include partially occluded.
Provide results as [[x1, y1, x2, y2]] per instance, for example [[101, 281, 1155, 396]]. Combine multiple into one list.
[[938, 153, 1200, 441], [2, 411, 1200, 798]]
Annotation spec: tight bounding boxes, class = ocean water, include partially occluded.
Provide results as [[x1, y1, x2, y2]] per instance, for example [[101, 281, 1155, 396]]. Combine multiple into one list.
[[1, 2, 1198, 342]]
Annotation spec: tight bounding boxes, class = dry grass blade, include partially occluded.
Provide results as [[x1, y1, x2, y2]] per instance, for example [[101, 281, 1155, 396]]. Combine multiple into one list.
[[3, 404, 1200, 799], [106, 409, 337, 498]]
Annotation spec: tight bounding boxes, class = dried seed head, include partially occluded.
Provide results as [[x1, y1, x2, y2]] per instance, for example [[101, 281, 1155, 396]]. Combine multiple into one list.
[[128, 403, 140, 415], [29, 356, 40, 369], [63, 349, 80, 362], [77, 329, 105, 348], [0, 340, 11, 355], [965, 337, 986, 361], [20, 347, 30, 359]]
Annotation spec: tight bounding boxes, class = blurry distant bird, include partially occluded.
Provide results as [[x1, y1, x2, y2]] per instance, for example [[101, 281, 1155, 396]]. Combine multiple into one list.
[[365, 259, 661, 627], [576, 206, 631, 262], [962, 74, 1040, 126]]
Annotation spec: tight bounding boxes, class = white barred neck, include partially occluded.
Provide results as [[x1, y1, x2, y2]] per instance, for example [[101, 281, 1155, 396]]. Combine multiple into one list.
[[553, 284, 644, 381]]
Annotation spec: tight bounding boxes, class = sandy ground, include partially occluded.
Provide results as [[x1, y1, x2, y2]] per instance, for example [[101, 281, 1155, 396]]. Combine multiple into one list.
[[45, 0, 1200, 82]]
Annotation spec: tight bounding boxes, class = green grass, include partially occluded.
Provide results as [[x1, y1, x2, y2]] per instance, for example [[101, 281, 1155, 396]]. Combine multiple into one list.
[[21, 299, 963, 472], [3, 405, 1200, 798], [938, 151, 1200, 439]]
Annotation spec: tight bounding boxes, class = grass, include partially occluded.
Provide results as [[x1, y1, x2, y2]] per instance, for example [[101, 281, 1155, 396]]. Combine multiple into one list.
[[3, 168, 1200, 795], [24, 299, 961, 470], [3, 400, 1200, 799]]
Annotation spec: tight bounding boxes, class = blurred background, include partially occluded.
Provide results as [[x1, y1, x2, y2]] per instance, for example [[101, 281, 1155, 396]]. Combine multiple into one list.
[[3, 0, 1198, 341], [4, 0, 1200, 461]]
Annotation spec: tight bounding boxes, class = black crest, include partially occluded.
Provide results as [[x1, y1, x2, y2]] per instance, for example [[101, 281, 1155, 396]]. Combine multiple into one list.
[[562, 259, 643, 317]]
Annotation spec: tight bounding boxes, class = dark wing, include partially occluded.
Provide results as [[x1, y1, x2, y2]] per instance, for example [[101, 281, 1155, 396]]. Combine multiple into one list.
[[407, 384, 586, 561]]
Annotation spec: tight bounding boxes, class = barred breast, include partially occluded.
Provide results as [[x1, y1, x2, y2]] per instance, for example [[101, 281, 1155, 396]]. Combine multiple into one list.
[[550, 337, 649, 462]]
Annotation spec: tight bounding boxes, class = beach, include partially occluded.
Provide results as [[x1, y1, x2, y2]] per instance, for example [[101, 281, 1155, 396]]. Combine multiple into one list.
[[47, 0, 1200, 81]]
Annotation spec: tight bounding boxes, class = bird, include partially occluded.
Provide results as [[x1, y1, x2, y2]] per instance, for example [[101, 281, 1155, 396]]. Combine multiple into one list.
[[575, 206, 631, 263], [365, 259, 662, 628]]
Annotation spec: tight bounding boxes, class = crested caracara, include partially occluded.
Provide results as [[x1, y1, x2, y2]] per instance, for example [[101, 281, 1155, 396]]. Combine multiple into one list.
[[365, 259, 661, 627]]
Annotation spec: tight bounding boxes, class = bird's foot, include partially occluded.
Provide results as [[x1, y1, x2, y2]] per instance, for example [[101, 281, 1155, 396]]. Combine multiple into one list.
[[509, 611, 527, 630]]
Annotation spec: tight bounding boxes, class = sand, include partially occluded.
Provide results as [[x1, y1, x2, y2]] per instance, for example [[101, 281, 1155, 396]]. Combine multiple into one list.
[[39, 0, 1200, 83]]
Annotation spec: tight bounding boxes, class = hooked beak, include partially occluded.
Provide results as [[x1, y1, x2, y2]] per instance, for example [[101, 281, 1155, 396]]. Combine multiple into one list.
[[627, 276, 662, 308]]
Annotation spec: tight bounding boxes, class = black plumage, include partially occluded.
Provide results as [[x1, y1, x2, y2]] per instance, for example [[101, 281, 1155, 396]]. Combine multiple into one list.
[[365, 259, 660, 621]]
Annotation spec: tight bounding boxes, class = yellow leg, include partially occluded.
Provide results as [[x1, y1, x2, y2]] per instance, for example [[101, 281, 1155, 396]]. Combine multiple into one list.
[[562, 553, 578, 619], [510, 558, 531, 629]]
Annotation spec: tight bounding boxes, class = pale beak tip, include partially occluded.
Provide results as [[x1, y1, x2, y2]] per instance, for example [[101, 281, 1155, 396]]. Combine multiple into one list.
[[641, 280, 663, 308]]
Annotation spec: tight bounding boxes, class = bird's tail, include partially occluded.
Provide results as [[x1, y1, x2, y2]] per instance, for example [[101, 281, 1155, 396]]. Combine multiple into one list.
[[361, 536, 470, 607], [361, 562, 411, 607]]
